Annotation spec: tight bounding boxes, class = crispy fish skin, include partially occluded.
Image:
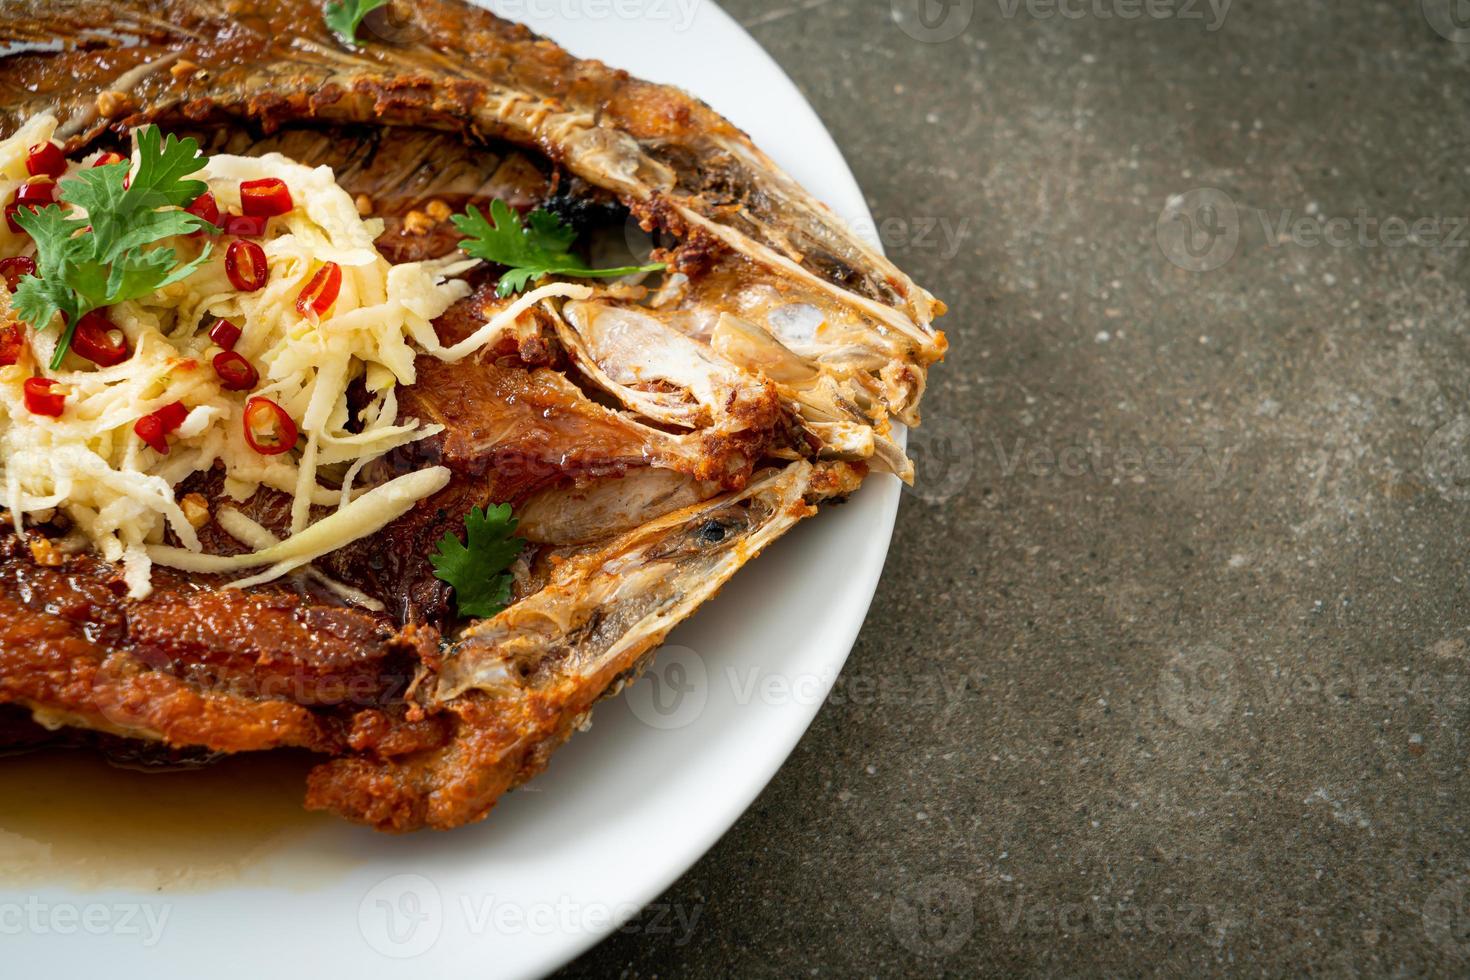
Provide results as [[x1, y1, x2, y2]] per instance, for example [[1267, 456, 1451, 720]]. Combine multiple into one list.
[[306, 459, 863, 831], [0, 0, 946, 830]]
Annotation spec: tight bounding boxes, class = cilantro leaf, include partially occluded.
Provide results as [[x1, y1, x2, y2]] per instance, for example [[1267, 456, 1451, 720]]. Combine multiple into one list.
[[9, 125, 213, 369], [526, 208, 578, 254], [10, 265, 71, 336], [451, 199, 666, 298], [324, 0, 390, 46], [429, 504, 525, 619]]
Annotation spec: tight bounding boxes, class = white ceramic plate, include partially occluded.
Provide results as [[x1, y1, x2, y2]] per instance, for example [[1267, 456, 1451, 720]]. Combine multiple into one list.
[[2, 4, 900, 977]]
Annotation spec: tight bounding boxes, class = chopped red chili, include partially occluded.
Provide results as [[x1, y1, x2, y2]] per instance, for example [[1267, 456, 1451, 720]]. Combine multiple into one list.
[[295, 262, 342, 319], [212, 350, 260, 391], [23, 377, 64, 417], [25, 142, 66, 179], [0, 255, 36, 292], [133, 401, 189, 454], [14, 179, 55, 209], [208, 319, 242, 351], [6, 180, 54, 233], [225, 239, 268, 292], [69, 310, 129, 367], [185, 191, 221, 233], [239, 178, 293, 218], [243, 396, 298, 455]]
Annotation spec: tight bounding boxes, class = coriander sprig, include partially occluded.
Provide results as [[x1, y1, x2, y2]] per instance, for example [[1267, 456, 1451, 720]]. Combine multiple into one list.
[[452, 199, 666, 298], [11, 126, 214, 369], [430, 503, 525, 618]]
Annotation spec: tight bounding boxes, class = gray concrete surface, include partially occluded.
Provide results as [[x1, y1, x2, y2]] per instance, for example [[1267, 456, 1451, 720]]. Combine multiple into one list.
[[559, 0, 1470, 974]]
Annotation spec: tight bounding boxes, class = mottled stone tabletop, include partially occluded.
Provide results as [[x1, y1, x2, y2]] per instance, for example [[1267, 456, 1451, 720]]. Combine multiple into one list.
[[561, 0, 1470, 974]]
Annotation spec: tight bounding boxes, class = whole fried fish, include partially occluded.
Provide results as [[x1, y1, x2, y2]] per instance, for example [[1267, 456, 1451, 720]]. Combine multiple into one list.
[[0, 0, 946, 830]]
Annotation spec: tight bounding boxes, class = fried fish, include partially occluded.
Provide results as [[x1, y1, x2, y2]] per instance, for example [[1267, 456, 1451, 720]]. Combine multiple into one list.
[[0, 0, 946, 830]]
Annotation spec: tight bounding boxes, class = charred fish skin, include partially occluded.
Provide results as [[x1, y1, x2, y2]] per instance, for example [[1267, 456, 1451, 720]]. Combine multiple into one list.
[[0, 0, 947, 831]]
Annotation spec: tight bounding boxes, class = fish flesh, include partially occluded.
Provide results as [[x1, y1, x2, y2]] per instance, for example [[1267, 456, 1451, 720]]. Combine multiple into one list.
[[0, 0, 946, 830]]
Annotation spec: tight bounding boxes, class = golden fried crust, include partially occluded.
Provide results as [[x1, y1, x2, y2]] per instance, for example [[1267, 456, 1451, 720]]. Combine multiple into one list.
[[0, 533, 433, 754]]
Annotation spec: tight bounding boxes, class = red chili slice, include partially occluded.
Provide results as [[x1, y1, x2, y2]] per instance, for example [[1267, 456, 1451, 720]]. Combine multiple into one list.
[[14, 179, 55, 208], [70, 310, 129, 367], [212, 350, 259, 391], [243, 397, 297, 455], [133, 401, 188, 454], [0, 255, 36, 292], [23, 377, 64, 417], [25, 142, 66, 179], [225, 239, 268, 292], [208, 319, 242, 351], [239, 178, 293, 218], [223, 214, 268, 238], [185, 191, 221, 233], [0, 324, 26, 366], [7, 179, 56, 233], [295, 262, 342, 319]]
